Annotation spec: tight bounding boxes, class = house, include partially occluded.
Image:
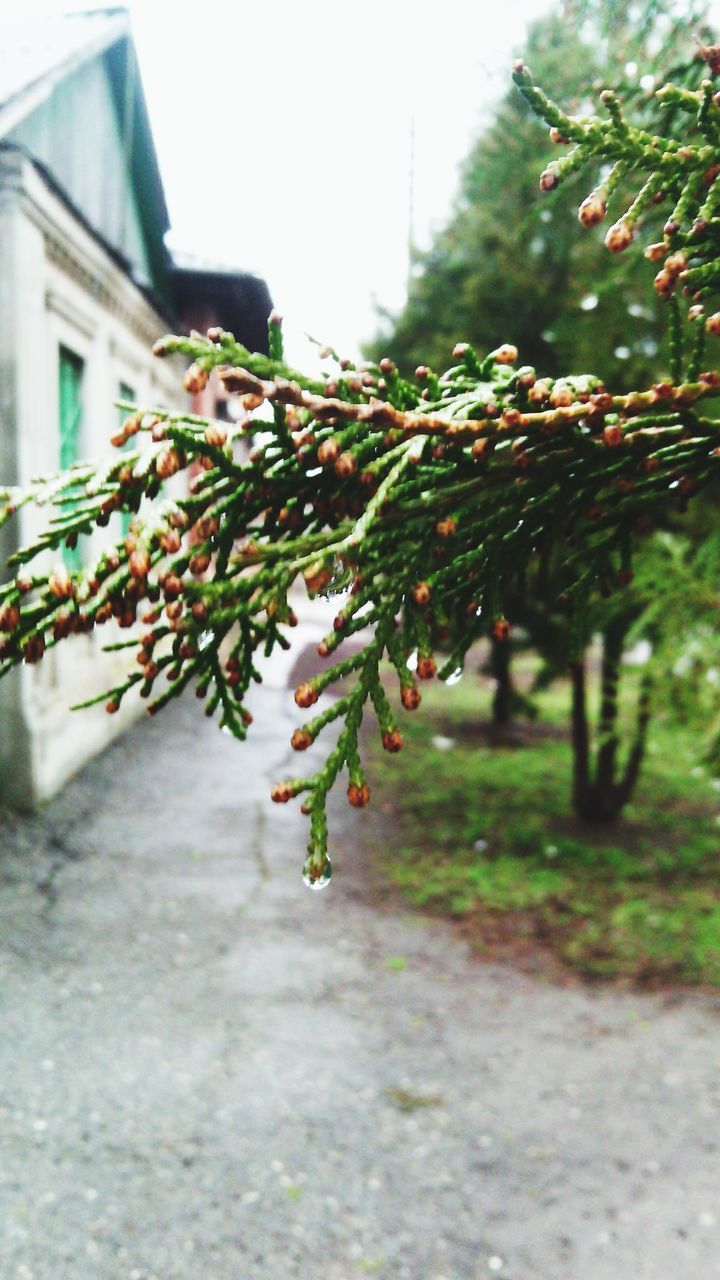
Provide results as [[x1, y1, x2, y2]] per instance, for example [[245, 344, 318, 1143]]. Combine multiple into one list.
[[0, 8, 272, 809]]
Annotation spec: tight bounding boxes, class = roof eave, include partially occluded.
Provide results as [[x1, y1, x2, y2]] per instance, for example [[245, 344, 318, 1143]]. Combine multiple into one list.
[[0, 10, 130, 139]]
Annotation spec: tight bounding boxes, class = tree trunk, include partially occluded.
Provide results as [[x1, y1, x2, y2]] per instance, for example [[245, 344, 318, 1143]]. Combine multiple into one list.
[[570, 657, 592, 819], [592, 615, 627, 820], [617, 672, 652, 809], [570, 624, 652, 824]]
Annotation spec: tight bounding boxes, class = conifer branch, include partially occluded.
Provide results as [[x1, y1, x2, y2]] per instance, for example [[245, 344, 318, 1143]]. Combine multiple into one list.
[[3, 55, 720, 881]]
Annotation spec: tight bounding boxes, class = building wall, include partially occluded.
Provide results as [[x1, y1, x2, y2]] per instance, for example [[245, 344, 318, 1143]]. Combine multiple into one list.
[[0, 153, 34, 803], [0, 152, 182, 809]]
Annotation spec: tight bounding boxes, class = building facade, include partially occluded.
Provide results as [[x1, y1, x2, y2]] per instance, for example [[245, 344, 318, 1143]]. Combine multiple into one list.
[[0, 10, 271, 808]]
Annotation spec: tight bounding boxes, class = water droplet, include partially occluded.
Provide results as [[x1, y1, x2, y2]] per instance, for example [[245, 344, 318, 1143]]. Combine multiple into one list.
[[302, 858, 332, 891], [446, 668, 463, 685], [406, 650, 418, 671]]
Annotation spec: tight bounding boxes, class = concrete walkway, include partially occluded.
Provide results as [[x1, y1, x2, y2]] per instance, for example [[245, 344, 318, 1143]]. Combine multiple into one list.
[[1, 620, 720, 1280]]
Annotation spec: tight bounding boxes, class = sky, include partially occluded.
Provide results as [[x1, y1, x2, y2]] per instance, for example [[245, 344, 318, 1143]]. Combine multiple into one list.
[[15, 0, 560, 362]]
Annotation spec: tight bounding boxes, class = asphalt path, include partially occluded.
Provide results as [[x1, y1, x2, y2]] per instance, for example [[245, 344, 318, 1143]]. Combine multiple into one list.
[[1, 617, 719, 1280]]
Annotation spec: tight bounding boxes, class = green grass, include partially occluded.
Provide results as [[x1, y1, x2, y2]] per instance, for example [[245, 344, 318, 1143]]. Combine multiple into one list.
[[369, 659, 720, 986]]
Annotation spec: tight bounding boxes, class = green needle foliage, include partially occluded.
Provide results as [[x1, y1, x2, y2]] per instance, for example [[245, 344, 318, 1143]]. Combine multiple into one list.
[[5, 47, 720, 884]]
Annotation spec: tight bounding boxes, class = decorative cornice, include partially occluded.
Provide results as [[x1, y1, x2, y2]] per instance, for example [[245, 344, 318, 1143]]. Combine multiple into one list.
[[45, 285, 96, 340], [8, 154, 170, 349], [44, 228, 162, 348]]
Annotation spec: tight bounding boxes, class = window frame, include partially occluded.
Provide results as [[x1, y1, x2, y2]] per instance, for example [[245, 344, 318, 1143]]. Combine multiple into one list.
[[57, 343, 86, 571]]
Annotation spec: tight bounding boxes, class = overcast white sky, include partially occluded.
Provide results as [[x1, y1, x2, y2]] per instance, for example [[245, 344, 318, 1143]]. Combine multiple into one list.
[[16, 0, 570, 361]]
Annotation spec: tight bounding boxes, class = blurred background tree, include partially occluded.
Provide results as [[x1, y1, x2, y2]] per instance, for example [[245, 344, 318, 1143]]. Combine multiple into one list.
[[368, 0, 710, 389], [368, 0, 718, 824]]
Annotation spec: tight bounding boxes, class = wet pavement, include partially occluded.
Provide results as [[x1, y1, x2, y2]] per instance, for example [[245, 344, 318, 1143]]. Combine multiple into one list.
[[1, 615, 720, 1280]]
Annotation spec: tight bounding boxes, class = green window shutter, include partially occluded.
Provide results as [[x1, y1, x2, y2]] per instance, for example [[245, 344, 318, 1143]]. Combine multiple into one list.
[[58, 346, 84, 570], [118, 382, 135, 537]]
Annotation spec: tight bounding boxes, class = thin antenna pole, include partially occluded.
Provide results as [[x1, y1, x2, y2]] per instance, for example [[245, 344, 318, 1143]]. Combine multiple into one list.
[[407, 114, 416, 293]]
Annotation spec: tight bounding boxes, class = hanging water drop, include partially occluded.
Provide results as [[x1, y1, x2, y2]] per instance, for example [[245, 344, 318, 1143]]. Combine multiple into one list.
[[446, 668, 463, 686], [302, 858, 332, 891]]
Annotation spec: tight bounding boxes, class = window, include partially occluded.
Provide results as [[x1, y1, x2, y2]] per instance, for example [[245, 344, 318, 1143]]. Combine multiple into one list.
[[118, 380, 135, 411], [117, 381, 135, 538], [58, 346, 84, 570]]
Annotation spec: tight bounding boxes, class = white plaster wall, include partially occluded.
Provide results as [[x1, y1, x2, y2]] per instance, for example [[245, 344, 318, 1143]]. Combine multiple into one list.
[[11, 157, 184, 803]]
